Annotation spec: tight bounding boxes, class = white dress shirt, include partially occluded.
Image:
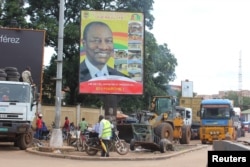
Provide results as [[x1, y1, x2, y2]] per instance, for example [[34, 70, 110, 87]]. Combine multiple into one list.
[[85, 57, 109, 78]]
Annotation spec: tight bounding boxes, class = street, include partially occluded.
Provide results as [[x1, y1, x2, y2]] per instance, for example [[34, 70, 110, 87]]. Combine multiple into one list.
[[1, 132, 250, 167], [0, 139, 210, 167]]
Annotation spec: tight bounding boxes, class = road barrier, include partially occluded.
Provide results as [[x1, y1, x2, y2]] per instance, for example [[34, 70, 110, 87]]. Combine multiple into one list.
[[213, 140, 250, 151]]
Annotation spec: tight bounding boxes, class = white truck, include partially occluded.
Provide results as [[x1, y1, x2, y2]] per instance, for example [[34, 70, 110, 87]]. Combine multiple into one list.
[[0, 80, 38, 150]]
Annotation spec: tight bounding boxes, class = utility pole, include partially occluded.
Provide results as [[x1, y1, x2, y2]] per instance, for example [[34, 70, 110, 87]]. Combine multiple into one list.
[[49, 0, 64, 147]]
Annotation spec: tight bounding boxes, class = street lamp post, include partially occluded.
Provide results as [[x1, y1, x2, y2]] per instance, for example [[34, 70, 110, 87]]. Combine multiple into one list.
[[49, 0, 64, 147]]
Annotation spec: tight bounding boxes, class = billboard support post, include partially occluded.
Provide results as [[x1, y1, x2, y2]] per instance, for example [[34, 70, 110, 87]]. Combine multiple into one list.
[[100, 95, 123, 129]]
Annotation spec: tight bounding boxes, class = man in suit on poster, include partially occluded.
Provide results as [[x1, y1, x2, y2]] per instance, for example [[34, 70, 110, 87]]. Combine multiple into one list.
[[79, 21, 126, 82]]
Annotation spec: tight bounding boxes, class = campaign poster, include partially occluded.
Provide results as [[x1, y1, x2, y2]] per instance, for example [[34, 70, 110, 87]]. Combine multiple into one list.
[[79, 11, 144, 95]]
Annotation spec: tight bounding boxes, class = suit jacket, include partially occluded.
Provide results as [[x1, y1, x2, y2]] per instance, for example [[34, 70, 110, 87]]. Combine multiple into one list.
[[79, 60, 126, 82]]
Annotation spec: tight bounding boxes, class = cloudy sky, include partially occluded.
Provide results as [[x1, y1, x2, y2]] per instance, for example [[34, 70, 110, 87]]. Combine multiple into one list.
[[150, 0, 250, 95]]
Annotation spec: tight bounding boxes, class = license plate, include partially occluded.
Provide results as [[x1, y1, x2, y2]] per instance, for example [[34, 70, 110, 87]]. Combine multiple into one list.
[[0, 128, 8, 132]]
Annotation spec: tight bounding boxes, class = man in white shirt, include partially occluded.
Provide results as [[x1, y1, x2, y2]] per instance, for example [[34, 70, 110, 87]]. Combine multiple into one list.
[[22, 66, 34, 85]]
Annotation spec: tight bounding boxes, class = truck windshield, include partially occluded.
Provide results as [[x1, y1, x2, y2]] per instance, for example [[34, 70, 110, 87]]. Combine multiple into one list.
[[201, 106, 230, 119], [0, 84, 30, 103], [156, 98, 173, 115]]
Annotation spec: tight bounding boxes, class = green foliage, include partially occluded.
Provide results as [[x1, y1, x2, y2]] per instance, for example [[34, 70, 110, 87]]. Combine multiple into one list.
[[1, 0, 178, 113], [0, 0, 27, 27], [223, 91, 250, 111]]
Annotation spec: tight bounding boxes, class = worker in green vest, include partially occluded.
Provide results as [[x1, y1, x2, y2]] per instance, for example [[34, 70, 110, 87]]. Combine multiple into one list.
[[98, 115, 113, 157]]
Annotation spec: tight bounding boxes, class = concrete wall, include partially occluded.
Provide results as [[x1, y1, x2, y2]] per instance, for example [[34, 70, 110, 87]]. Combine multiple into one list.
[[32, 105, 104, 129]]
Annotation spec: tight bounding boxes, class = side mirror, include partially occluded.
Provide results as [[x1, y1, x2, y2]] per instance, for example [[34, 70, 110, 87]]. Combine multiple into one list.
[[230, 109, 235, 116]]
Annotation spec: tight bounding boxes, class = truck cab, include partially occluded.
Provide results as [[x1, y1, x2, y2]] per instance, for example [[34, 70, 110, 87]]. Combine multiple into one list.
[[199, 99, 238, 144]]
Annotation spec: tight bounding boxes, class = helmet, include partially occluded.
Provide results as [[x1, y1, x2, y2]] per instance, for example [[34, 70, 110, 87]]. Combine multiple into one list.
[[38, 113, 43, 117]]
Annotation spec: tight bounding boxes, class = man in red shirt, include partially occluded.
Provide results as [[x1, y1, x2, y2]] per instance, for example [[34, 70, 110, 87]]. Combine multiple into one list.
[[36, 113, 43, 139], [63, 116, 70, 131]]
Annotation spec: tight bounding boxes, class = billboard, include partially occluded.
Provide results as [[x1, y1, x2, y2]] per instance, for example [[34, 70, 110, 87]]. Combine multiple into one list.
[[181, 80, 193, 97], [79, 11, 144, 95], [0, 28, 45, 92]]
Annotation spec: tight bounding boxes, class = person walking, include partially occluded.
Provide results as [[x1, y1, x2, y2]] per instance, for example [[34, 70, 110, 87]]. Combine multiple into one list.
[[98, 115, 112, 157], [79, 117, 88, 134]]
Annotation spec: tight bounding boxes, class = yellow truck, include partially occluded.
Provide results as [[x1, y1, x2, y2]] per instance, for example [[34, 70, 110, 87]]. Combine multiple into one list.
[[179, 97, 203, 139]]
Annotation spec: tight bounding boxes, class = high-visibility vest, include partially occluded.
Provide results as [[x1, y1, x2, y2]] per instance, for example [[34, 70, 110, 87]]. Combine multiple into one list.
[[101, 119, 112, 139]]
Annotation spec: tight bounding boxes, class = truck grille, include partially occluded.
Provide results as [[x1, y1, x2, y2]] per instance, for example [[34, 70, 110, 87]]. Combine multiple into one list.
[[0, 113, 23, 120]]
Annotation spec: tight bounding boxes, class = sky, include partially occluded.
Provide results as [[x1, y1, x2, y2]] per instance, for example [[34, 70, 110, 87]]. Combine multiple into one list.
[[44, 0, 250, 95], [150, 0, 250, 95]]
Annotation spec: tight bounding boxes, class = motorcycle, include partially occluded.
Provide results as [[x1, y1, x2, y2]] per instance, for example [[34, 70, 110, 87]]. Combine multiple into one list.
[[84, 130, 129, 156]]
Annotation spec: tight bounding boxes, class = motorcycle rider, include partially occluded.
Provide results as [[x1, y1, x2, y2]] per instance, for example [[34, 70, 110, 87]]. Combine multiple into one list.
[[98, 115, 113, 157]]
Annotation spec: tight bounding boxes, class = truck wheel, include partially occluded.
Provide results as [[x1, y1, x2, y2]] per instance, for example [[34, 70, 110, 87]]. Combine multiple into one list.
[[130, 139, 135, 151], [180, 126, 191, 144], [4, 67, 18, 71], [18, 129, 33, 150], [201, 140, 206, 144], [155, 123, 173, 142]]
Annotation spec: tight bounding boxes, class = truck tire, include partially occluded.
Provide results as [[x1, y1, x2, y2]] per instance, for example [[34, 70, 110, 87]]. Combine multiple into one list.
[[4, 67, 18, 72], [5, 71, 19, 77], [155, 123, 173, 142], [0, 77, 6, 81], [0, 72, 7, 77], [201, 140, 206, 144], [180, 126, 191, 144], [18, 129, 33, 150]]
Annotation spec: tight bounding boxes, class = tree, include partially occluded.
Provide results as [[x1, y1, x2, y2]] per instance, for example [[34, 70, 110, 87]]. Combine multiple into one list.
[[223, 91, 250, 111], [1, 0, 178, 113], [0, 0, 27, 28]]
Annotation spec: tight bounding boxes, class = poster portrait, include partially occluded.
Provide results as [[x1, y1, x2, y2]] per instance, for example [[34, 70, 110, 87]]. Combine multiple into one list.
[[79, 11, 144, 95]]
